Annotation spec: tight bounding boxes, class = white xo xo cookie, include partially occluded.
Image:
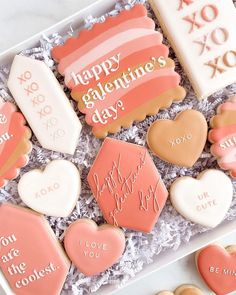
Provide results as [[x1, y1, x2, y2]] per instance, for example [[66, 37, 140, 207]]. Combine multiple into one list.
[[18, 159, 81, 217], [147, 109, 208, 167], [170, 169, 233, 227], [157, 285, 204, 295]]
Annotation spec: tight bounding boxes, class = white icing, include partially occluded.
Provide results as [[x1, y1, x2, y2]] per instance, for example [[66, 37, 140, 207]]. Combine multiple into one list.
[[7, 55, 81, 154], [17, 159, 81, 217], [170, 169, 233, 227], [150, 0, 236, 99]]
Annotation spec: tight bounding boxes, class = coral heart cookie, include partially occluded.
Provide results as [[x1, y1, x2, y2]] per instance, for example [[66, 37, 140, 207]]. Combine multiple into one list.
[[0, 203, 70, 295], [0, 100, 31, 187], [196, 244, 236, 295], [209, 95, 236, 178], [147, 109, 207, 167], [170, 169, 233, 227], [87, 138, 168, 232], [64, 219, 125, 276], [52, 4, 186, 138], [157, 285, 204, 295], [18, 160, 81, 217], [8, 55, 81, 154]]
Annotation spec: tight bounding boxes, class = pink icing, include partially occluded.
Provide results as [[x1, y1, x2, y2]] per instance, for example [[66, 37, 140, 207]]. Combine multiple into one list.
[[87, 138, 168, 232], [0, 203, 70, 295], [64, 219, 125, 276]]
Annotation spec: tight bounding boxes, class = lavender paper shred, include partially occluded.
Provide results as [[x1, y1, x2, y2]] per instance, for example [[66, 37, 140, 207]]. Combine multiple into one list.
[[1, 0, 236, 294]]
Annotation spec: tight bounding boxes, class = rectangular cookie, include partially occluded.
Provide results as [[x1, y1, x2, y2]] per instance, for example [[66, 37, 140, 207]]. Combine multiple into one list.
[[150, 0, 236, 99]]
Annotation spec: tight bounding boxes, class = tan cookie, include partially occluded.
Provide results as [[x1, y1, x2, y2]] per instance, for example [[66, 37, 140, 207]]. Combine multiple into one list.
[[156, 284, 204, 295], [208, 95, 236, 178], [147, 109, 207, 167]]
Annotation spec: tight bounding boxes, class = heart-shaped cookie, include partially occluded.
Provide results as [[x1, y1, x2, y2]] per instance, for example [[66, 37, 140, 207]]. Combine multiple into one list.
[[147, 109, 207, 167], [64, 219, 125, 276], [0, 100, 32, 187], [156, 285, 204, 295], [170, 169, 233, 227], [18, 159, 81, 217], [196, 244, 236, 295]]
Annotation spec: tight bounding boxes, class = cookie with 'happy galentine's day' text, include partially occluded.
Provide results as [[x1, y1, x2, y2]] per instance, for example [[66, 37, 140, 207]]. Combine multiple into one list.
[[52, 4, 186, 138]]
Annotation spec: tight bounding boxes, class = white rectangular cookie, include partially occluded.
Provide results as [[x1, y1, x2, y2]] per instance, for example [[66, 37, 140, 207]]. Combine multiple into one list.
[[150, 0, 236, 99]]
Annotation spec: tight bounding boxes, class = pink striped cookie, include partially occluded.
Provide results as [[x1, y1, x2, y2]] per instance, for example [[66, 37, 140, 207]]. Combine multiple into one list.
[[52, 4, 186, 138], [209, 95, 236, 178], [0, 101, 32, 187]]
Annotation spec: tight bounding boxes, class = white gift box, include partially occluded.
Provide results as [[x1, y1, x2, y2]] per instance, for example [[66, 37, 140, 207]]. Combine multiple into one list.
[[1, 0, 236, 294]]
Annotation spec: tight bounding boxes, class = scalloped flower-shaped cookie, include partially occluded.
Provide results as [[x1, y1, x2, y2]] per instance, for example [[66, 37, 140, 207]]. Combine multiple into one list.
[[52, 4, 186, 138], [0, 101, 32, 187], [209, 95, 236, 178]]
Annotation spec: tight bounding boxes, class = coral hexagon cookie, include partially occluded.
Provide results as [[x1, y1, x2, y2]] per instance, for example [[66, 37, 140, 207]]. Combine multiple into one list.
[[0, 100, 32, 187], [0, 203, 70, 295], [87, 138, 168, 232], [52, 4, 186, 138]]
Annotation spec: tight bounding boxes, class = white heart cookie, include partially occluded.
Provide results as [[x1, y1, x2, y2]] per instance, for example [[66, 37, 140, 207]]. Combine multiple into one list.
[[170, 169, 233, 228], [18, 160, 81, 217]]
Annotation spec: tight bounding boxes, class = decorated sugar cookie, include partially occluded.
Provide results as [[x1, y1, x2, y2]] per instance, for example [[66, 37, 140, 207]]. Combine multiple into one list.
[[8, 55, 81, 154], [64, 219, 125, 276], [150, 0, 236, 99], [18, 160, 81, 217], [87, 138, 168, 232], [156, 285, 204, 295], [196, 244, 236, 295], [147, 109, 207, 167], [170, 169, 233, 227], [0, 100, 32, 187], [52, 4, 186, 138], [0, 203, 70, 295], [209, 95, 236, 178]]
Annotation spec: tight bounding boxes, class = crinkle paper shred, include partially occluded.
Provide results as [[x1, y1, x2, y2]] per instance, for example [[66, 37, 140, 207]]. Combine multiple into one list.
[[1, 0, 236, 294]]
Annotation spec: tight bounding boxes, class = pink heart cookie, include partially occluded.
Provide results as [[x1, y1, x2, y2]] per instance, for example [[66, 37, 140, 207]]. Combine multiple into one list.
[[87, 138, 168, 232], [0, 101, 32, 187], [64, 219, 125, 276]]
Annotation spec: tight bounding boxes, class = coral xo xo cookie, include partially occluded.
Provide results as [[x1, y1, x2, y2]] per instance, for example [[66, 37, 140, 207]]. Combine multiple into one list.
[[52, 4, 186, 138], [209, 95, 236, 178], [87, 138, 168, 232], [150, 0, 236, 99], [0, 100, 31, 187]]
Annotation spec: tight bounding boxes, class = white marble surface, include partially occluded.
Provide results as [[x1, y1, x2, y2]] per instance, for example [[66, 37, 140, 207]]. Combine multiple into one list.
[[0, 0, 98, 52], [0, 1, 235, 295]]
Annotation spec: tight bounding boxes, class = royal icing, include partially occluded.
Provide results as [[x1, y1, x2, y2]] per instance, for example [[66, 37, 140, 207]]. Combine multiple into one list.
[[87, 138, 168, 232], [150, 0, 236, 99], [196, 244, 236, 295], [18, 160, 81, 217], [0, 100, 32, 187], [170, 169, 233, 227], [52, 4, 186, 138], [147, 109, 207, 167], [0, 203, 70, 295], [157, 285, 204, 295], [209, 95, 236, 178], [7, 55, 81, 154], [64, 219, 125, 276]]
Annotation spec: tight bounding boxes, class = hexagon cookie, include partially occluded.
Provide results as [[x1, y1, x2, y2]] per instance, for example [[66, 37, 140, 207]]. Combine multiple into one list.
[[0, 203, 70, 295], [87, 138, 168, 232]]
